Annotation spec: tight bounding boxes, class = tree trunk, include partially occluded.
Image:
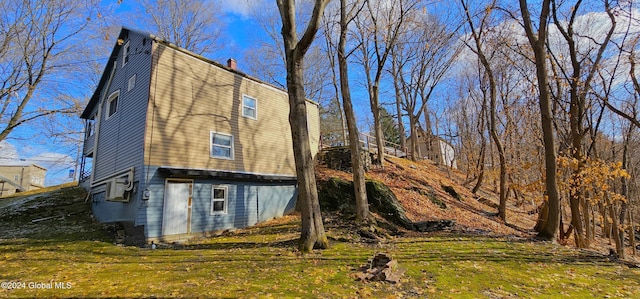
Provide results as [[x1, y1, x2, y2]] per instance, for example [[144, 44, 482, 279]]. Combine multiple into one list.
[[276, 0, 330, 253], [338, 0, 370, 225], [371, 85, 386, 166], [393, 65, 406, 150], [409, 115, 419, 162], [519, 0, 560, 241], [630, 210, 636, 256]]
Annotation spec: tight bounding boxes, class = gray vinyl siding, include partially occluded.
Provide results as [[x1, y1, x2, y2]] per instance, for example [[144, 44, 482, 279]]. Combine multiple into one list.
[[92, 31, 152, 186], [83, 134, 94, 155], [137, 166, 297, 239], [90, 184, 140, 223]]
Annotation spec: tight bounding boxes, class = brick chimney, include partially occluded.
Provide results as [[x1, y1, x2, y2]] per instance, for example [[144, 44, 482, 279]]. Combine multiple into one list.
[[227, 58, 237, 70]]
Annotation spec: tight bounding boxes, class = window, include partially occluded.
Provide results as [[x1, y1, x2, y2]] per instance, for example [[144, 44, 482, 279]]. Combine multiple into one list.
[[211, 185, 228, 214], [31, 175, 43, 185], [14, 175, 19, 182], [85, 116, 95, 139], [242, 95, 257, 119], [122, 41, 130, 67], [106, 91, 119, 119], [128, 74, 136, 91], [210, 132, 233, 159]]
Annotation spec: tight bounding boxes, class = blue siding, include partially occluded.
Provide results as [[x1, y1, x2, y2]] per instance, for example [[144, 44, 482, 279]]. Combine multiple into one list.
[[93, 31, 152, 185], [88, 30, 152, 224], [91, 184, 140, 223], [258, 184, 297, 222], [137, 166, 297, 239]]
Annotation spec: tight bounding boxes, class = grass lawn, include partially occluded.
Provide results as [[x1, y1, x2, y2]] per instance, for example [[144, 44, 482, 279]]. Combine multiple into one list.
[[1, 215, 639, 298]]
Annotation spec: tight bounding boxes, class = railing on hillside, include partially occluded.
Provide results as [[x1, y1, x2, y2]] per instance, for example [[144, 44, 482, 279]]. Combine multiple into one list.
[[320, 130, 407, 158]]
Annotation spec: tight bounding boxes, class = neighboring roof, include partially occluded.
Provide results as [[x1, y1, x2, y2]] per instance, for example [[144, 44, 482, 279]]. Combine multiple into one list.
[[0, 160, 47, 170], [81, 27, 308, 119]]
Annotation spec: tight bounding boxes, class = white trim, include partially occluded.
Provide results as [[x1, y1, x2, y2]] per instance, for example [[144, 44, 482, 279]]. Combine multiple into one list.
[[210, 185, 228, 215], [242, 94, 257, 120], [122, 41, 130, 67], [210, 131, 234, 160], [105, 90, 120, 120]]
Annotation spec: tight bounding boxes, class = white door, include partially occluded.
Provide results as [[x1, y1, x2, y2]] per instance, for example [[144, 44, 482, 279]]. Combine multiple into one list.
[[162, 180, 191, 236]]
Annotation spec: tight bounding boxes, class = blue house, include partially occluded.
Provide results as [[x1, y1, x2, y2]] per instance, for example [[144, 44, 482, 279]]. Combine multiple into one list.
[[79, 27, 320, 243]]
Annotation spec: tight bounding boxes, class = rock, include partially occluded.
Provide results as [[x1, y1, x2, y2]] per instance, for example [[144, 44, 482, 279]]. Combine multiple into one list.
[[441, 184, 462, 201], [318, 177, 455, 233], [413, 220, 456, 232], [478, 197, 499, 210], [320, 147, 371, 172], [355, 253, 404, 284]]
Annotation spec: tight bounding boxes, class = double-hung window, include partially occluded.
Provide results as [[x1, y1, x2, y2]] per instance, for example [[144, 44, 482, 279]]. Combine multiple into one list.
[[106, 91, 119, 119], [210, 132, 233, 159], [122, 41, 130, 67], [211, 185, 228, 214], [242, 95, 257, 120]]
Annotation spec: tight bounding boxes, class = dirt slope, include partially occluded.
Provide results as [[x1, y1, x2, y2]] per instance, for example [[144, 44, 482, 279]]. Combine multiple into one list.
[[317, 156, 538, 237]]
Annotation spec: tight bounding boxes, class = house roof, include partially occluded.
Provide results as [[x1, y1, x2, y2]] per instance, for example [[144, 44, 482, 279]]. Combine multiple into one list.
[[81, 27, 312, 119], [0, 160, 47, 170]]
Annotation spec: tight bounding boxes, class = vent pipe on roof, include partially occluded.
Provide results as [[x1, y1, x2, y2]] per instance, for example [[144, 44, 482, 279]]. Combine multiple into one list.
[[227, 58, 237, 70]]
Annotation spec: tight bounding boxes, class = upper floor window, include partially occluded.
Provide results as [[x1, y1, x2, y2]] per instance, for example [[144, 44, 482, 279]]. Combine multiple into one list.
[[106, 91, 119, 119], [128, 74, 136, 92], [122, 41, 130, 67], [85, 116, 95, 139], [210, 132, 233, 160], [242, 95, 257, 120]]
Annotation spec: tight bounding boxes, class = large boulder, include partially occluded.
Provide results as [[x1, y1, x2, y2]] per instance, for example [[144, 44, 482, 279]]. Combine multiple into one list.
[[317, 177, 454, 232]]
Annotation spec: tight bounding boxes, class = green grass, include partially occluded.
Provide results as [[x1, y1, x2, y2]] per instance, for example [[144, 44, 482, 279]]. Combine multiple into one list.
[[1, 187, 639, 298], [1, 223, 639, 298]]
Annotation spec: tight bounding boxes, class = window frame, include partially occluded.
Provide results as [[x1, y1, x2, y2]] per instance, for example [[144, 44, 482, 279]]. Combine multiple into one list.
[[106, 90, 120, 120], [122, 41, 130, 67], [210, 185, 228, 215], [242, 95, 257, 120], [210, 131, 234, 160], [128, 74, 136, 92]]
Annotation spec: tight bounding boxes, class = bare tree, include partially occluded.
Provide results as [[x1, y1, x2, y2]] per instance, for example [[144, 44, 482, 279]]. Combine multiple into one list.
[[0, 0, 91, 143], [519, 0, 561, 241], [136, 0, 225, 56], [461, 0, 508, 221], [354, 0, 417, 166], [546, 0, 617, 248], [276, 0, 330, 253], [391, 11, 460, 162], [336, 0, 371, 224]]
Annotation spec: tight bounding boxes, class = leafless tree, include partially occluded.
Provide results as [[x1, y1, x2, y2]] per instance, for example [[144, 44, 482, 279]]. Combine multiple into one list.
[[519, 0, 561, 241], [276, 0, 330, 253], [461, 0, 509, 221], [136, 0, 225, 56], [354, 0, 418, 166], [0, 0, 92, 143]]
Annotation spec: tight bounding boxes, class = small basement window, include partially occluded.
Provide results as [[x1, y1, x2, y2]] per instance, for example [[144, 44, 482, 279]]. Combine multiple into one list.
[[211, 185, 228, 214], [210, 132, 233, 159], [242, 95, 257, 120], [106, 91, 119, 119]]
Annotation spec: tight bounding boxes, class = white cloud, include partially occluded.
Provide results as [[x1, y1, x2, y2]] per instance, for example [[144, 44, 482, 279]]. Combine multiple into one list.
[[0, 141, 19, 160], [219, 0, 263, 18]]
